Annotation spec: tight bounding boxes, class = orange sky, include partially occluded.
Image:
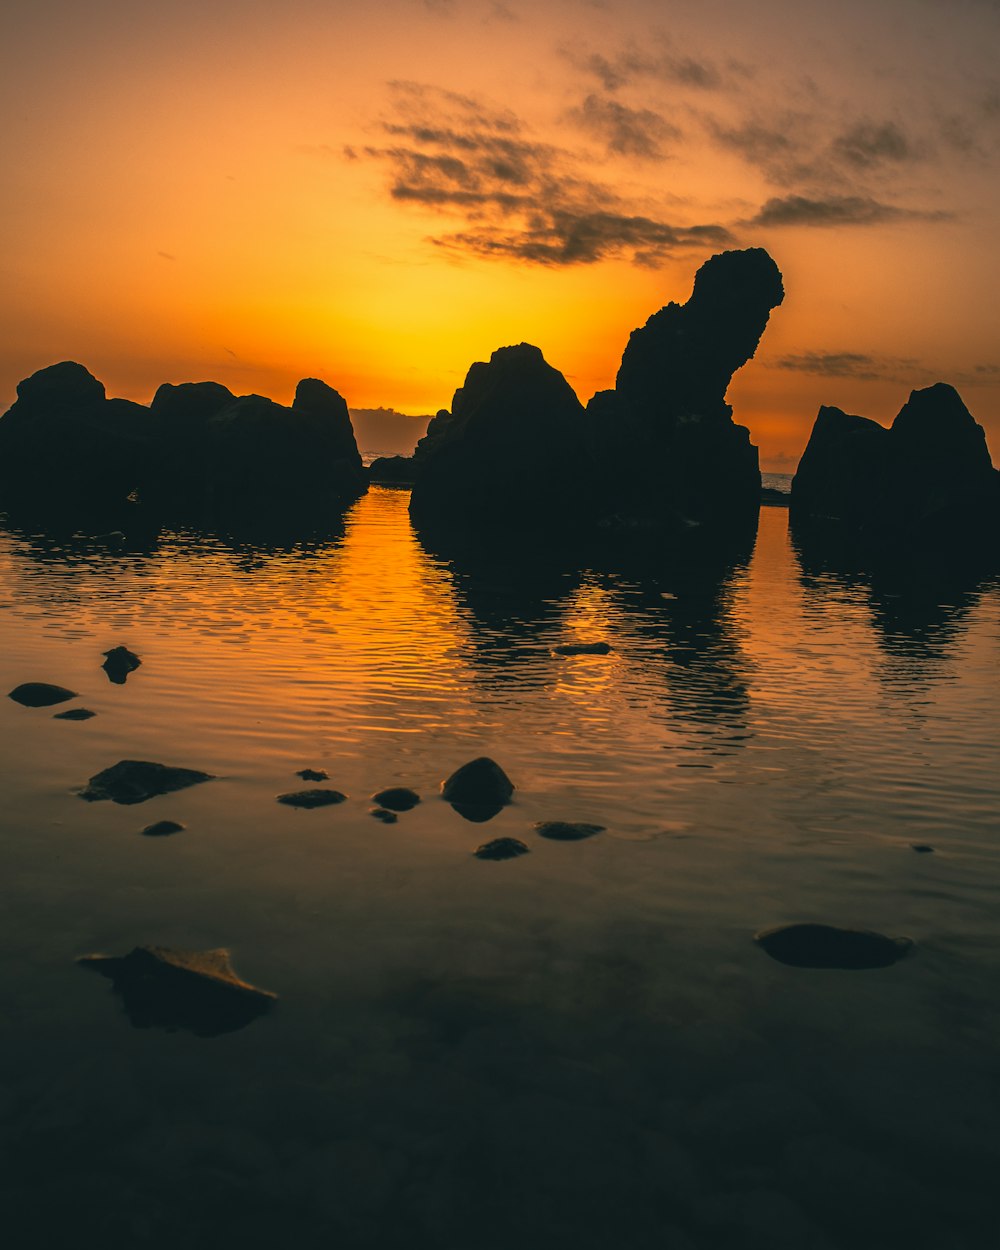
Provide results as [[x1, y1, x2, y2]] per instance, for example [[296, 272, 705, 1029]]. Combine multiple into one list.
[[2, 0, 998, 470]]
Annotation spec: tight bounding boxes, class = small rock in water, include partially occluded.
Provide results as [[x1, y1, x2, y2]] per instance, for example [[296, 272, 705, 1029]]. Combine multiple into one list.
[[369, 807, 398, 824], [9, 682, 77, 708], [141, 820, 186, 837], [754, 923, 913, 969], [474, 837, 530, 861], [534, 820, 606, 841], [910, 843, 935, 854], [296, 768, 328, 782], [277, 789, 347, 809], [79, 945, 275, 1036], [552, 641, 612, 656], [102, 645, 142, 685], [441, 758, 514, 822], [80, 760, 214, 805], [54, 707, 96, 721], [372, 786, 421, 811]]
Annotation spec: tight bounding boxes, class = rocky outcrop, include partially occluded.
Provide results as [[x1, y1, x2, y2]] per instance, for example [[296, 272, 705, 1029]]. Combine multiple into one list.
[[368, 454, 417, 485], [791, 384, 1000, 555], [408, 345, 591, 531]]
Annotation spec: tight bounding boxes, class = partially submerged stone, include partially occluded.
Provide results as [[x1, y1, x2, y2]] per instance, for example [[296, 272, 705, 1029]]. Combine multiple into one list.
[[552, 641, 612, 656], [80, 760, 214, 805], [277, 788, 347, 809], [54, 707, 96, 721], [141, 820, 186, 837], [474, 837, 530, 861], [369, 807, 398, 824], [442, 757, 514, 823], [79, 945, 275, 1036], [296, 768, 329, 782], [534, 820, 606, 841], [371, 786, 421, 811], [754, 923, 913, 970], [910, 844, 935, 854], [102, 645, 141, 685], [9, 682, 77, 708]]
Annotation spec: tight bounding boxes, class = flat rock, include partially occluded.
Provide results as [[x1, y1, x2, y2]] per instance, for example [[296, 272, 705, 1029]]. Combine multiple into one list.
[[141, 820, 186, 837], [474, 837, 530, 861], [296, 768, 328, 782], [371, 786, 421, 811], [552, 641, 612, 656], [79, 945, 275, 1036], [9, 682, 77, 708], [534, 820, 606, 841], [54, 707, 96, 721], [910, 843, 935, 853], [277, 788, 347, 809], [754, 923, 913, 969], [369, 807, 398, 824], [80, 760, 214, 805], [102, 645, 142, 685]]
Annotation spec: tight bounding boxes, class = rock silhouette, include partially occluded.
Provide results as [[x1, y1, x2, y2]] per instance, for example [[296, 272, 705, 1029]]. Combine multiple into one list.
[[9, 681, 77, 707], [79, 945, 275, 1036], [368, 454, 417, 485], [474, 836, 529, 860], [791, 384, 1000, 557], [552, 641, 612, 655], [102, 645, 142, 684], [277, 788, 347, 808], [54, 707, 96, 721], [80, 760, 214, 804], [296, 768, 329, 782], [534, 820, 606, 841], [754, 923, 913, 969], [140, 820, 186, 837], [441, 757, 514, 822], [371, 786, 421, 811]]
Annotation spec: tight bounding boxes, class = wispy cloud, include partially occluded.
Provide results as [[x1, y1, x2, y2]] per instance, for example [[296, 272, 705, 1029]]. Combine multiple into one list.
[[771, 350, 919, 382], [561, 38, 726, 93], [748, 194, 953, 228], [566, 93, 681, 159]]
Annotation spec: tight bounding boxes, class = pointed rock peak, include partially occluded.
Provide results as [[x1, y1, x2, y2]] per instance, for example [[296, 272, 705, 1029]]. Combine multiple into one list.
[[292, 377, 349, 416]]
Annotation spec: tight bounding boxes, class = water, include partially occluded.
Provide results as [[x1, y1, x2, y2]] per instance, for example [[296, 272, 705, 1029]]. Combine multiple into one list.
[[2, 489, 998, 1249]]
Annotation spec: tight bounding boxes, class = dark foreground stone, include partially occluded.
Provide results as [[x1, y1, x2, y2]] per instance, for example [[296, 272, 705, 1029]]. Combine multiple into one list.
[[372, 786, 421, 811], [552, 641, 612, 656], [54, 707, 96, 721], [9, 682, 77, 707], [277, 788, 347, 809], [102, 645, 141, 685], [296, 768, 329, 782], [474, 837, 530, 861], [534, 821, 606, 841], [80, 760, 214, 804], [911, 844, 935, 854], [442, 757, 515, 823], [79, 945, 275, 1036], [754, 923, 913, 969], [141, 820, 186, 837], [369, 807, 398, 823]]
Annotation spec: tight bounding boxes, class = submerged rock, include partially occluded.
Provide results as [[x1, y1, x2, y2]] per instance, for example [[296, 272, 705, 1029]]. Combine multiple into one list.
[[102, 645, 141, 685], [910, 843, 935, 854], [80, 760, 214, 804], [9, 682, 77, 707], [754, 923, 913, 969], [371, 786, 421, 811], [534, 821, 606, 841], [441, 757, 514, 822], [296, 768, 329, 782], [369, 807, 398, 824], [140, 820, 186, 837], [53, 707, 96, 721], [277, 788, 347, 809], [79, 945, 275, 1036], [474, 837, 530, 861], [552, 641, 612, 656]]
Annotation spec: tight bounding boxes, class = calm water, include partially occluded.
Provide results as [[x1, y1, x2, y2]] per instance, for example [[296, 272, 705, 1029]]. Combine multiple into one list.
[[2, 489, 999, 1249]]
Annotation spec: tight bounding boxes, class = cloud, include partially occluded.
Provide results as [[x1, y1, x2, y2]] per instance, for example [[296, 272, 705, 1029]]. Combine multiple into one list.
[[831, 120, 923, 168], [748, 194, 953, 228], [356, 83, 730, 266], [771, 351, 918, 381], [561, 38, 725, 93], [566, 94, 682, 159]]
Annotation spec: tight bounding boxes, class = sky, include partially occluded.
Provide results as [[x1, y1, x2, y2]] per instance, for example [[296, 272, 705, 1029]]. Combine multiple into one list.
[[1, 0, 998, 469]]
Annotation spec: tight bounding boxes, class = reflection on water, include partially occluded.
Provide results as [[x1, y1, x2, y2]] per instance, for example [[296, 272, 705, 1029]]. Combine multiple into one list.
[[1, 492, 999, 1248]]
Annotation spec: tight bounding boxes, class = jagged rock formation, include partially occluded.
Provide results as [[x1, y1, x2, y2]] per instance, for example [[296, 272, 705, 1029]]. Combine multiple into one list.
[[407, 249, 783, 538], [408, 345, 591, 530], [0, 364, 366, 529], [791, 383, 1000, 555]]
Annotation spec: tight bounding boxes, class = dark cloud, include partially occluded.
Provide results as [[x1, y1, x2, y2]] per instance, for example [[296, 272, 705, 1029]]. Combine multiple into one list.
[[562, 40, 724, 93], [566, 94, 681, 158], [748, 194, 952, 228], [771, 351, 918, 382], [357, 84, 730, 266], [831, 120, 922, 168]]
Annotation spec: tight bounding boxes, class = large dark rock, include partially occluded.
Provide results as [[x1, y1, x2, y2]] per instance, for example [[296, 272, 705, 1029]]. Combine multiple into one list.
[[0, 362, 155, 520], [102, 645, 141, 685], [79, 945, 275, 1035], [755, 923, 913, 970], [368, 454, 417, 485], [791, 384, 1000, 557], [441, 757, 515, 822], [9, 681, 77, 707], [79, 760, 214, 804], [587, 247, 784, 532], [408, 345, 592, 531]]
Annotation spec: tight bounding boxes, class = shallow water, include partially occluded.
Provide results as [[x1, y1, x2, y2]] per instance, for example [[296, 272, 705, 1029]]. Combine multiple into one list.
[[2, 490, 999, 1249]]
